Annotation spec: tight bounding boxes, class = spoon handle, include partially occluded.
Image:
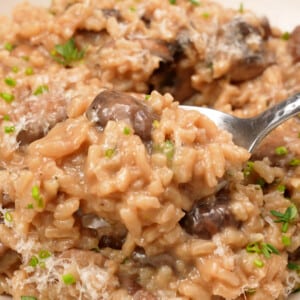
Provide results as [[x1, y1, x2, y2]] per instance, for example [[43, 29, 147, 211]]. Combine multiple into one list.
[[248, 93, 300, 152]]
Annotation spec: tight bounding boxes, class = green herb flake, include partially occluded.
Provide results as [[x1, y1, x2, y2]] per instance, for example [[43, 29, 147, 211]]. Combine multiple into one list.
[[189, 0, 200, 5], [4, 77, 16, 87], [3, 114, 10, 121], [152, 120, 160, 129], [253, 259, 264, 268], [270, 205, 298, 233], [169, 0, 176, 4], [33, 85, 49, 96], [29, 255, 39, 267], [21, 56, 30, 61], [288, 262, 300, 271], [4, 126, 15, 134], [277, 184, 286, 193], [243, 161, 254, 177], [21, 296, 37, 300], [0, 92, 14, 103], [275, 146, 288, 155], [4, 42, 14, 52], [260, 243, 279, 258], [238, 2, 244, 13], [4, 211, 13, 222], [51, 38, 85, 67], [282, 235, 291, 246], [26, 203, 34, 209], [123, 126, 131, 135], [25, 67, 34, 76], [246, 241, 279, 258], [129, 6, 136, 12], [31, 185, 44, 208], [62, 273, 76, 285], [105, 148, 115, 158], [245, 288, 256, 295], [12, 66, 19, 73], [202, 12, 210, 18], [289, 158, 300, 166], [145, 94, 151, 100], [38, 249, 51, 259], [281, 32, 291, 41], [157, 140, 175, 160], [256, 178, 266, 188]]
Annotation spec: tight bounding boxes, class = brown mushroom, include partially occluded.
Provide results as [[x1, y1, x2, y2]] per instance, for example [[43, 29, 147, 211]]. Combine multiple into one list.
[[212, 19, 274, 82], [86, 90, 158, 141], [180, 190, 240, 239]]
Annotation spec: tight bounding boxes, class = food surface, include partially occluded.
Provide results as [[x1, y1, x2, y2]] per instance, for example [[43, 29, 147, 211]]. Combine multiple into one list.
[[0, 0, 300, 299]]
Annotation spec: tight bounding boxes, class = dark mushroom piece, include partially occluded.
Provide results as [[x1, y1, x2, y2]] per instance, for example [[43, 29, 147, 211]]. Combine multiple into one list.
[[213, 19, 274, 82], [147, 31, 196, 102], [180, 190, 240, 239], [86, 90, 158, 141], [288, 25, 300, 62]]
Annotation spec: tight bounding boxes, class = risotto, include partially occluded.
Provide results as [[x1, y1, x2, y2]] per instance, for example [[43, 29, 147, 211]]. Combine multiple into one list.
[[0, 0, 300, 299]]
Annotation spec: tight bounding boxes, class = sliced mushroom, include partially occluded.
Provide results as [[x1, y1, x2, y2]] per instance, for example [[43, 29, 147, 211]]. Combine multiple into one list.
[[180, 191, 240, 239], [288, 25, 300, 62], [211, 18, 273, 82], [86, 90, 158, 141]]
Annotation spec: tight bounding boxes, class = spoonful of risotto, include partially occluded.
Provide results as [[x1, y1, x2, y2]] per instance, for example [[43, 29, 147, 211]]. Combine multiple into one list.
[[181, 93, 300, 153]]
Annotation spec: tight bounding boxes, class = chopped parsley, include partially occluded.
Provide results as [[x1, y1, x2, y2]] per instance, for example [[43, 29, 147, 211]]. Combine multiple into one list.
[[189, 0, 200, 5], [154, 140, 175, 161], [105, 148, 115, 158], [145, 94, 151, 100], [282, 235, 291, 246], [62, 273, 76, 285], [3, 114, 10, 121], [288, 262, 300, 271], [29, 255, 39, 267], [243, 161, 254, 177], [4, 77, 16, 87], [21, 297, 37, 300], [22, 56, 30, 61], [26, 203, 34, 209], [202, 12, 210, 18], [33, 84, 49, 96], [4, 126, 15, 134], [270, 205, 298, 233], [275, 146, 288, 155], [277, 184, 286, 193], [253, 259, 264, 268], [38, 249, 52, 259], [281, 32, 291, 41], [51, 38, 85, 67], [169, 0, 176, 4], [123, 126, 131, 135], [246, 241, 279, 258], [12, 66, 19, 73], [31, 185, 44, 208], [4, 42, 14, 52], [4, 211, 13, 223], [289, 158, 300, 166], [256, 178, 266, 188], [0, 92, 14, 103], [152, 120, 160, 129], [25, 67, 34, 76]]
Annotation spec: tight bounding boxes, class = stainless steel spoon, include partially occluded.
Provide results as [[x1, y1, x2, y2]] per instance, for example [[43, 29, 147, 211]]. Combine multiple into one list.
[[181, 93, 300, 153]]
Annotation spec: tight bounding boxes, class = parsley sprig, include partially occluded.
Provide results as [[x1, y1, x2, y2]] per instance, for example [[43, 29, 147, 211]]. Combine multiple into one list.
[[246, 241, 279, 258], [270, 205, 298, 233], [51, 38, 84, 67]]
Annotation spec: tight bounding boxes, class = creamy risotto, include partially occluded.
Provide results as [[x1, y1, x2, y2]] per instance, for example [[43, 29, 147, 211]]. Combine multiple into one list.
[[0, 0, 300, 299]]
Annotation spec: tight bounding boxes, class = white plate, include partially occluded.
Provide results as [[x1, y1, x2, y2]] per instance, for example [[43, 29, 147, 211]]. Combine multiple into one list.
[[0, 1, 299, 299]]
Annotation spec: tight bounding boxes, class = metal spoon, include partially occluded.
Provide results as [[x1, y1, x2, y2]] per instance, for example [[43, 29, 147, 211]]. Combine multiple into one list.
[[181, 93, 300, 153]]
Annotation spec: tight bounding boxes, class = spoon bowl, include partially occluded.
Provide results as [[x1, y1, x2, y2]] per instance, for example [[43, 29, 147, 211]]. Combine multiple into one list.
[[181, 93, 300, 152]]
